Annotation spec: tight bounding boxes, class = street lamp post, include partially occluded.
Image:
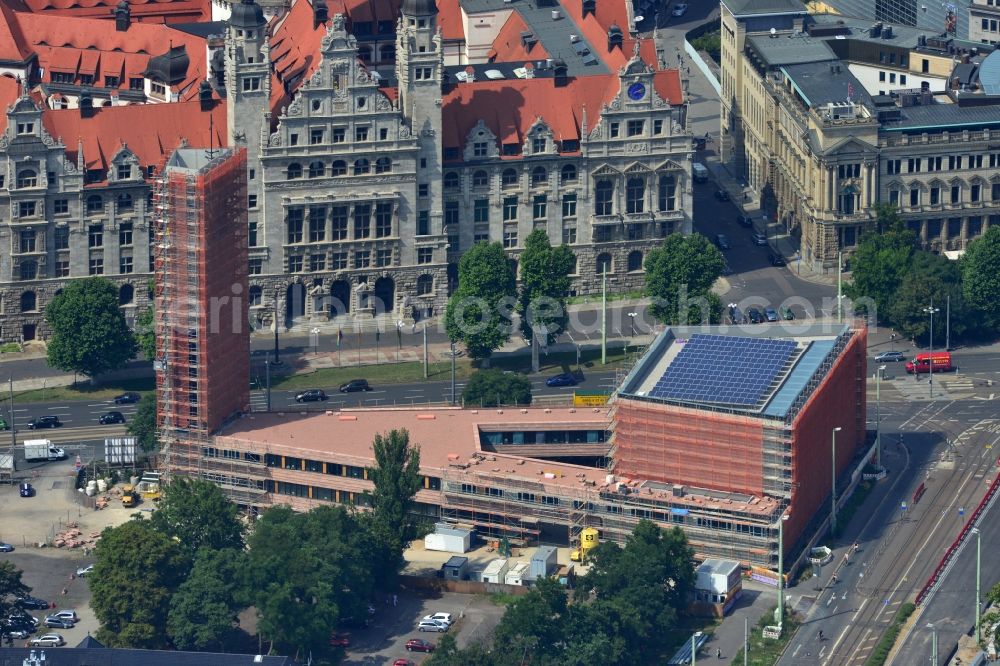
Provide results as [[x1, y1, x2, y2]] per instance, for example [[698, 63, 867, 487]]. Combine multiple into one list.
[[928, 623, 938, 665], [832, 427, 842, 534], [777, 511, 790, 631], [627, 312, 637, 338], [923, 301, 939, 398], [974, 527, 982, 644]]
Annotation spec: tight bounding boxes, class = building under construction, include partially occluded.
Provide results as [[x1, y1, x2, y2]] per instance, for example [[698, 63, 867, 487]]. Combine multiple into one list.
[[162, 321, 866, 569], [154, 147, 250, 445]]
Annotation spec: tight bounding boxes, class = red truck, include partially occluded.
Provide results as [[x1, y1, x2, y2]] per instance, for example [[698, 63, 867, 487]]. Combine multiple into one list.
[[905, 352, 954, 374]]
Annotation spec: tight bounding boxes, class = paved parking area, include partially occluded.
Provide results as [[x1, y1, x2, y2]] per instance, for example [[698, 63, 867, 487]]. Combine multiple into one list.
[[342, 591, 505, 664]]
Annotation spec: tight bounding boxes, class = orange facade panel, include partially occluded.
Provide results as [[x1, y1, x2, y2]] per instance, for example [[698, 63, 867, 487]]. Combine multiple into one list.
[[613, 400, 765, 496]]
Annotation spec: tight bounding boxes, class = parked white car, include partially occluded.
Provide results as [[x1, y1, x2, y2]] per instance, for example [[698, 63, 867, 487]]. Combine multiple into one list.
[[417, 619, 449, 632], [29, 633, 65, 647], [422, 612, 453, 626], [75, 564, 94, 577]]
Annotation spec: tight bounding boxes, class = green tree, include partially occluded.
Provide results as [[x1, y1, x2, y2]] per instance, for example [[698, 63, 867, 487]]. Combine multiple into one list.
[[127, 394, 157, 453], [149, 477, 244, 554], [462, 369, 532, 407], [0, 561, 31, 638], [90, 520, 191, 648], [962, 225, 1000, 332], [246, 505, 377, 660], [846, 225, 916, 317], [167, 548, 247, 652], [644, 234, 725, 324], [872, 202, 904, 233], [45, 277, 138, 377], [364, 429, 423, 589], [518, 230, 576, 344], [888, 252, 967, 344], [136, 307, 156, 361], [446, 242, 516, 361]]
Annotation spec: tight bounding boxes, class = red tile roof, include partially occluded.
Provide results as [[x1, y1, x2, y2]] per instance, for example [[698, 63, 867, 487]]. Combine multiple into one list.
[[16, 11, 208, 100], [331, 0, 402, 25], [269, 0, 328, 115], [556, 0, 639, 71], [488, 11, 549, 63], [0, 3, 33, 62], [18, 0, 211, 24], [0, 78, 24, 134], [442, 67, 682, 155], [42, 99, 226, 177], [435, 0, 463, 40]]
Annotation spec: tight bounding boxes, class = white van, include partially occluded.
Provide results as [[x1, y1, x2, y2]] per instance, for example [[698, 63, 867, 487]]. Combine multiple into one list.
[[692, 162, 709, 183]]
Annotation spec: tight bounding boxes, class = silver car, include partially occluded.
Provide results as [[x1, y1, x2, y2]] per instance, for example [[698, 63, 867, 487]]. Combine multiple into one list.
[[29, 633, 65, 647]]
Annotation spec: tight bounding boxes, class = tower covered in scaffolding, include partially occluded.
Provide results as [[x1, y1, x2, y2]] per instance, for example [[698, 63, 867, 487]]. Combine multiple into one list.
[[154, 147, 249, 445]]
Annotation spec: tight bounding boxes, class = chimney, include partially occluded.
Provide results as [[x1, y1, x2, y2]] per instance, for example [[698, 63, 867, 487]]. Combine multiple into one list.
[[520, 31, 537, 50], [313, 0, 328, 28], [582, 0, 595, 18], [199, 80, 214, 110], [113, 0, 131, 31], [607, 24, 623, 52], [79, 90, 95, 117]]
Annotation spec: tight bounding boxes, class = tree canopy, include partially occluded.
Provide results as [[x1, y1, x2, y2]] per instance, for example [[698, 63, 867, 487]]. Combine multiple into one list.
[[0, 561, 31, 640], [364, 429, 423, 589], [644, 234, 725, 325], [45, 277, 138, 377], [136, 306, 156, 361], [89, 520, 191, 648], [149, 477, 245, 554], [888, 252, 967, 344], [167, 548, 247, 652], [462, 369, 532, 407], [962, 225, 1000, 332], [445, 242, 516, 361], [127, 394, 157, 453], [517, 229, 576, 344], [845, 225, 917, 316]]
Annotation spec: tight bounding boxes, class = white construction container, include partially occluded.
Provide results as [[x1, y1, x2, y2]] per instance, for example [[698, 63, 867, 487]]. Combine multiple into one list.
[[480, 558, 510, 584], [696, 559, 742, 595], [505, 561, 530, 586], [424, 523, 472, 553]]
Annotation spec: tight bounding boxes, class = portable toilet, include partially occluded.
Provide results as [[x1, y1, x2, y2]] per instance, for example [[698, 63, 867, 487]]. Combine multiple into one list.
[[481, 558, 510, 584]]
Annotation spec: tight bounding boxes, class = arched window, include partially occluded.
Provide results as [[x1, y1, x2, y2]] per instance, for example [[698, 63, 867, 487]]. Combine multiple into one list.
[[118, 284, 134, 305], [627, 250, 643, 272], [353, 159, 370, 175], [560, 164, 577, 184], [249, 285, 262, 306], [416, 274, 433, 296], [502, 168, 519, 188], [594, 180, 614, 216], [626, 177, 645, 214], [379, 44, 395, 61], [16, 169, 37, 189], [444, 172, 460, 189], [472, 170, 489, 187], [375, 157, 392, 174], [331, 160, 347, 176], [20, 291, 36, 312], [117, 193, 133, 211], [531, 166, 548, 186], [658, 175, 677, 211], [86, 195, 104, 214], [308, 161, 325, 178], [287, 163, 302, 179], [596, 253, 613, 275]]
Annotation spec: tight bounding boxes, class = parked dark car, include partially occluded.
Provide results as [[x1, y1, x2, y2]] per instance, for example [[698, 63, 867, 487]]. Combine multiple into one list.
[[113, 392, 141, 405], [781, 307, 795, 321], [746, 308, 763, 324], [768, 252, 786, 266], [764, 308, 779, 323], [0, 542, 13, 553], [715, 234, 730, 250], [713, 189, 731, 202], [16, 596, 49, 610], [339, 379, 372, 393], [545, 373, 579, 387], [19, 483, 33, 498], [99, 411, 125, 425], [0, 417, 8, 431], [736, 214, 753, 228], [27, 416, 61, 430], [295, 389, 329, 403], [874, 351, 906, 363], [727, 305, 744, 324], [751, 233, 768, 246], [406, 639, 435, 653]]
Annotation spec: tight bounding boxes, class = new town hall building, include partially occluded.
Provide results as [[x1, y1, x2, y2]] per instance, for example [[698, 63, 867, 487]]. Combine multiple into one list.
[[0, 0, 692, 342]]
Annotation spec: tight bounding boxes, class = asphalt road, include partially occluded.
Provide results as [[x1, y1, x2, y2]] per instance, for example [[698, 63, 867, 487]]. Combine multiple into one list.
[[776, 398, 1000, 666]]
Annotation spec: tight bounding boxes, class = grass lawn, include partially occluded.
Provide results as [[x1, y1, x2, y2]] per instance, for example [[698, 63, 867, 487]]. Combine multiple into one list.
[[271, 346, 637, 391], [12, 377, 154, 404]]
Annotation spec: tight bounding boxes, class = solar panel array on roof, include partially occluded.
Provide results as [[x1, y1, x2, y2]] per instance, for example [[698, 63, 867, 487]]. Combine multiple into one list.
[[649, 334, 798, 406]]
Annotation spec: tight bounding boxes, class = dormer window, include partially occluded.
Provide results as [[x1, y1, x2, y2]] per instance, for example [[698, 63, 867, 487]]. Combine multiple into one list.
[[16, 122, 34, 135], [473, 141, 489, 157], [129, 78, 144, 91], [150, 81, 166, 97], [532, 137, 546, 153], [117, 164, 132, 180]]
